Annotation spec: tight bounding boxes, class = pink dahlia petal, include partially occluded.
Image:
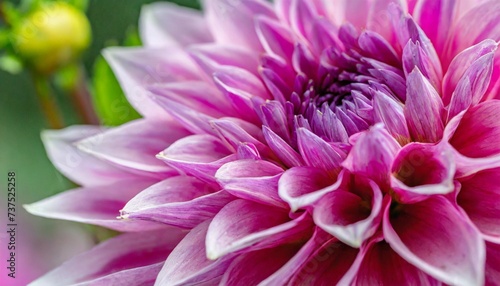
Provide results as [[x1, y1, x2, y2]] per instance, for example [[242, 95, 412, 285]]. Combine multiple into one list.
[[220, 244, 302, 285], [343, 124, 400, 190], [24, 179, 165, 232], [449, 100, 500, 158], [404, 67, 445, 143], [76, 119, 188, 177], [279, 167, 342, 211], [255, 16, 295, 62], [458, 167, 500, 242], [486, 241, 500, 286], [383, 196, 486, 286], [139, 2, 213, 48], [262, 126, 304, 168], [313, 174, 382, 247], [352, 237, 441, 285], [41, 126, 131, 187], [216, 159, 287, 208], [103, 47, 205, 118], [203, 0, 276, 51], [157, 134, 235, 184], [156, 220, 234, 286], [372, 89, 410, 144], [391, 142, 455, 203], [30, 230, 186, 286], [120, 176, 234, 229], [206, 199, 312, 259]]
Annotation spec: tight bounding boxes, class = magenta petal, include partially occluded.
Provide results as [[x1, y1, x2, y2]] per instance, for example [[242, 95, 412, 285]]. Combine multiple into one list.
[[279, 167, 343, 211], [383, 196, 486, 286], [41, 126, 132, 187], [215, 159, 287, 208], [157, 134, 235, 183], [29, 229, 186, 286], [486, 241, 500, 286], [458, 167, 500, 242], [262, 126, 304, 168], [352, 238, 440, 285], [255, 16, 294, 61], [139, 2, 212, 48], [76, 119, 188, 176], [204, 0, 276, 51], [103, 47, 203, 118], [24, 179, 165, 232], [220, 244, 302, 285], [156, 220, 234, 286], [121, 176, 234, 229], [404, 67, 444, 143], [450, 100, 500, 158], [313, 176, 382, 247], [372, 90, 410, 144], [343, 124, 400, 190], [206, 200, 312, 259], [391, 142, 455, 203]]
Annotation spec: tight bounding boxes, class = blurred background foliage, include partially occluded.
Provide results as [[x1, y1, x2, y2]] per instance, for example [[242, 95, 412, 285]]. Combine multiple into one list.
[[0, 0, 199, 283]]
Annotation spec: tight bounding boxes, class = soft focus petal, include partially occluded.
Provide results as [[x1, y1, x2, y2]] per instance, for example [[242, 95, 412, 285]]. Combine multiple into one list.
[[384, 196, 486, 286], [139, 2, 213, 48], [30, 230, 186, 286], [486, 241, 500, 286]]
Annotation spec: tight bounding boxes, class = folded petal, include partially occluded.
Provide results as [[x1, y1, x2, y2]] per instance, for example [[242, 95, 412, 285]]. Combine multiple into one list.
[[206, 200, 312, 259], [139, 2, 212, 48], [343, 124, 400, 190], [76, 119, 188, 176], [279, 167, 343, 211], [352, 237, 441, 285], [404, 67, 445, 143], [156, 220, 234, 286], [203, 0, 276, 51], [30, 230, 186, 286], [25, 179, 164, 232], [103, 47, 204, 118], [121, 176, 234, 229], [458, 167, 500, 242], [41, 126, 132, 187], [262, 126, 304, 168], [216, 159, 287, 208], [313, 175, 382, 247], [157, 134, 235, 183], [384, 196, 486, 286], [391, 142, 455, 203], [372, 89, 410, 144]]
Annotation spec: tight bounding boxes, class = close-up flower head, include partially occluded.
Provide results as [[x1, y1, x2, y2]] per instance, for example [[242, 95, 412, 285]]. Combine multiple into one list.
[[11, 0, 500, 284]]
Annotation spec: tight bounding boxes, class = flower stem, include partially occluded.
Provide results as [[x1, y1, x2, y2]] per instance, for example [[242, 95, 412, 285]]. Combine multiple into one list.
[[69, 65, 99, 125], [32, 74, 65, 129]]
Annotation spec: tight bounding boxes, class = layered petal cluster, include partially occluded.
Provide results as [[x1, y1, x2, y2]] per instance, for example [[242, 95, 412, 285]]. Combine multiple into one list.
[[27, 0, 500, 285]]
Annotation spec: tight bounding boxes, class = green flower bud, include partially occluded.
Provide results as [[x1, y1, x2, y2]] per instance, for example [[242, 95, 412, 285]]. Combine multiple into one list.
[[12, 2, 91, 74]]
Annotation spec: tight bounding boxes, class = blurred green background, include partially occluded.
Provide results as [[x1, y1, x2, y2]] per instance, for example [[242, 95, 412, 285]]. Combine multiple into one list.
[[0, 0, 198, 284]]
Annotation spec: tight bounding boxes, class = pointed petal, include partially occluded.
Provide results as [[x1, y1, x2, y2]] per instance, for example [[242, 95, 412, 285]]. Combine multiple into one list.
[[279, 167, 344, 212], [383, 196, 486, 286], [156, 220, 234, 286], [41, 126, 132, 187], [313, 176, 382, 248], [29, 230, 186, 286], [206, 200, 312, 259], [262, 126, 304, 168], [449, 100, 500, 158], [458, 167, 500, 242], [342, 124, 400, 190], [215, 159, 287, 208], [255, 16, 294, 61], [121, 176, 234, 229], [405, 67, 445, 143], [157, 135, 236, 184], [103, 47, 203, 118], [139, 2, 212, 48], [372, 90, 410, 144], [24, 179, 165, 232], [391, 142, 455, 203], [76, 119, 188, 176]]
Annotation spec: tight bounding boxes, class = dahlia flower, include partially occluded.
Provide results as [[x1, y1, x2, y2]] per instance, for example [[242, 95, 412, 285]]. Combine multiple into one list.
[[26, 0, 500, 285]]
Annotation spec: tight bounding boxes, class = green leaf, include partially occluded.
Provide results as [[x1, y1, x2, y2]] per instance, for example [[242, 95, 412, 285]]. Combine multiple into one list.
[[0, 53, 23, 74], [2, 2, 22, 26], [91, 55, 140, 126], [0, 29, 10, 49]]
